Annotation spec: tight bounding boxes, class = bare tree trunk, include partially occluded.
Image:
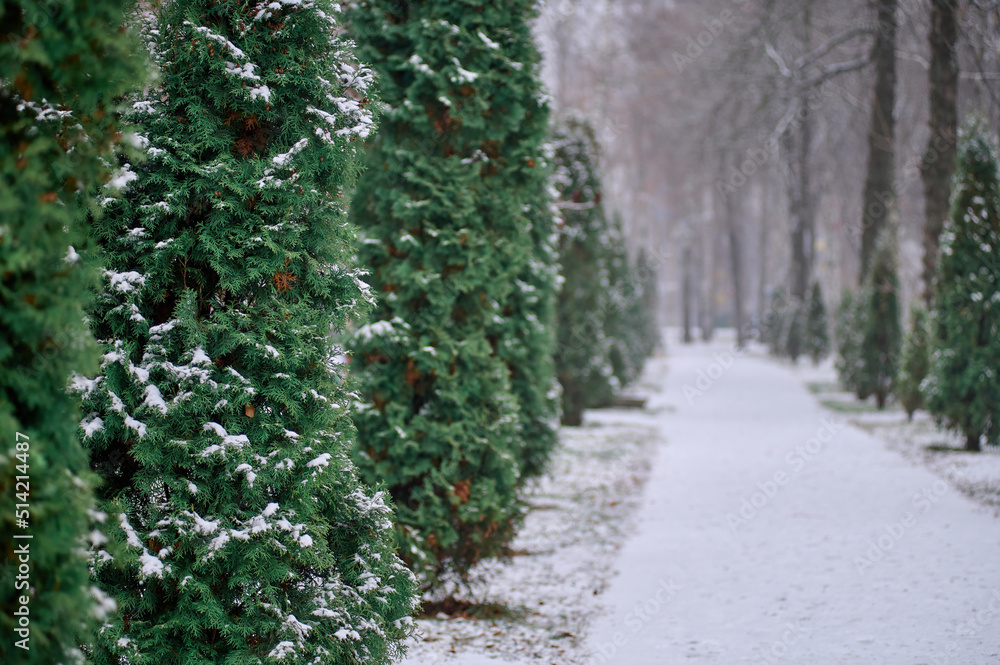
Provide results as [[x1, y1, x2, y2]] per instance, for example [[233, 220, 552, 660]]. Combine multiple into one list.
[[757, 179, 771, 324], [920, 0, 958, 305], [786, 6, 815, 301], [785, 96, 814, 301], [700, 220, 716, 342], [859, 0, 898, 282], [720, 158, 746, 347], [682, 245, 694, 344]]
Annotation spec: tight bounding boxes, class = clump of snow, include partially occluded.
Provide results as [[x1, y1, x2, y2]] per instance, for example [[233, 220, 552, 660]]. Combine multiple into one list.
[[90, 587, 117, 620], [250, 85, 272, 103], [184, 21, 246, 58], [225, 61, 261, 81], [306, 453, 331, 469], [200, 422, 249, 457], [190, 347, 212, 365], [124, 415, 147, 438], [272, 138, 309, 167], [81, 415, 105, 438], [106, 270, 146, 293], [105, 165, 138, 191]]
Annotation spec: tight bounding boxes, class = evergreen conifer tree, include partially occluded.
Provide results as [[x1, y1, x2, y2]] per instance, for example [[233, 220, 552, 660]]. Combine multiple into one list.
[[835, 289, 864, 395], [551, 116, 617, 425], [856, 234, 902, 408], [898, 303, 931, 420], [765, 287, 789, 356], [784, 299, 807, 364], [0, 2, 143, 661], [805, 281, 831, 364], [925, 128, 1000, 450], [77, 3, 416, 662], [344, 0, 553, 583], [606, 215, 648, 387]]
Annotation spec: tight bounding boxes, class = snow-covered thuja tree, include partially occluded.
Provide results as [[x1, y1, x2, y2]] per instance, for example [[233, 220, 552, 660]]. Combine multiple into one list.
[[925, 128, 1000, 451], [0, 1, 143, 662], [605, 215, 648, 388], [77, 3, 417, 663], [551, 117, 617, 426], [856, 233, 902, 409], [344, 1, 551, 584], [805, 282, 830, 365]]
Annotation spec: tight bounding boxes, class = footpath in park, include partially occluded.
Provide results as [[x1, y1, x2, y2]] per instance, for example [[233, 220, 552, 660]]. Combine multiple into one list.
[[587, 336, 1000, 665]]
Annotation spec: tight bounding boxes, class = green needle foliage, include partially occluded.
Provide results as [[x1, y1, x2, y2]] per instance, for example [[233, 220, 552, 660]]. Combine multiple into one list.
[[344, 0, 555, 585], [0, 1, 144, 662], [76, 2, 416, 662], [898, 303, 931, 420], [485, 24, 560, 483], [805, 281, 831, 365], [925, 127, 1000, 451]]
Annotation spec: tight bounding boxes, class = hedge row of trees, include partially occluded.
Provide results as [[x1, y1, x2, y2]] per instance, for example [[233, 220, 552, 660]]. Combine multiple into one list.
[[1, 1, 658, 663], [551, 117, 659, 426], [765, 282, 831, 366], [836, 126, 1000, 452]]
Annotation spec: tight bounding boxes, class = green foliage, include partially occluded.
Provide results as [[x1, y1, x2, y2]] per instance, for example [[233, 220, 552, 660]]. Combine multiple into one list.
[[605, 215, 657, 387], [551, 117, 616, 425], [0, 1, 144, 661], [550, 128, 656, 425], [344, 0, 554, 584], [898, 303, 931, 420], [856, 233, 902, 409], [805, 281, 831, 364], [784, 298, 807, 364], [835, 289, 864, 395], [78, 3, 416, 663], [765, 287, 788, 356], [925, 126, 1000, 451]]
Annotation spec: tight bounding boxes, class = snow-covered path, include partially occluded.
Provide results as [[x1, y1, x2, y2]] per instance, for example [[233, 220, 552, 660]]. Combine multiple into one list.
[[588, 338, 1000, 665]]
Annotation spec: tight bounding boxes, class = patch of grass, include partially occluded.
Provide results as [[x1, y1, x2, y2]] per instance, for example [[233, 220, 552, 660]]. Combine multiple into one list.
[[924, 444, 984, 454], [807, 381, 844, 394], [818, 397, 883, 414], [418, 598, 526, 621]]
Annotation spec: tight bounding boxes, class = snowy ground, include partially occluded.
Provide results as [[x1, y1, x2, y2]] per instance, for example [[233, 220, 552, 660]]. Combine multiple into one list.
[[399, 331, 1000, 665]]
